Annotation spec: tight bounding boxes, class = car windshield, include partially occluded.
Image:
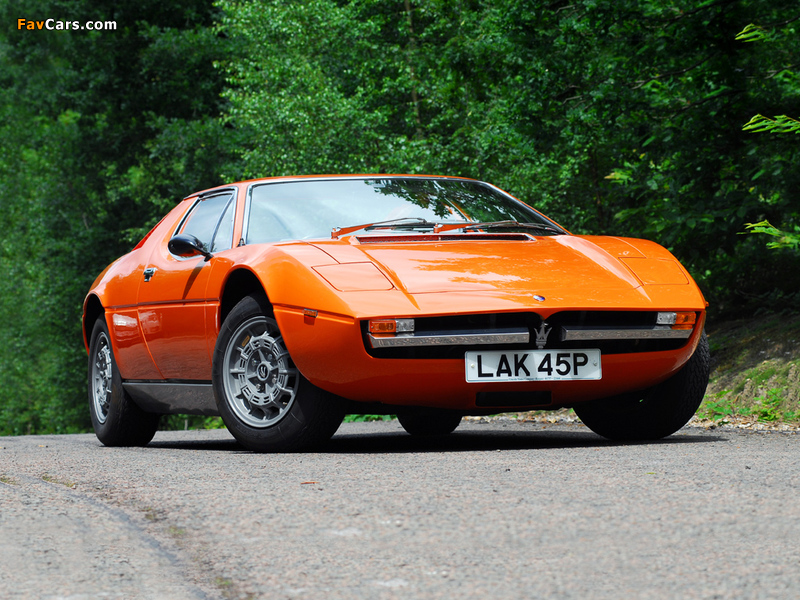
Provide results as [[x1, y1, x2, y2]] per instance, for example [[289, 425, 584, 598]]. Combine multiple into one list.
[[245, 177, 564, 244]]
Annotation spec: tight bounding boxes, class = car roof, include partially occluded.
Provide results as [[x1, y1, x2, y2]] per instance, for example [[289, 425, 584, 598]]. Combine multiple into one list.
[[183, 173, 480, 200]]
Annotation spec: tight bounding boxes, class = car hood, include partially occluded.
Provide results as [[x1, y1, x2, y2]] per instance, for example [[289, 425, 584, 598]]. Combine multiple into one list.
[[304, 234, 689, 305], [310, 234, 685, 298]]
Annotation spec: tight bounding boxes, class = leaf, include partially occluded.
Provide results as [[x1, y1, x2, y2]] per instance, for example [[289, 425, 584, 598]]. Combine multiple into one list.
[[743, 115, 800, 135], [735, 24, 768, 43]]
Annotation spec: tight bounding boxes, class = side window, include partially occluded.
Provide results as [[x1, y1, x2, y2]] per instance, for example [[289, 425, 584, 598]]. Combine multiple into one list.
[[210, 198, 235, 252], [178, 192, 235, 254]]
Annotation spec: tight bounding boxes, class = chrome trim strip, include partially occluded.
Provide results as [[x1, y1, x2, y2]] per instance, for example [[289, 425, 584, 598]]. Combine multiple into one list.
[[561, 326, 692, 341], [369, 328, 529, 348]]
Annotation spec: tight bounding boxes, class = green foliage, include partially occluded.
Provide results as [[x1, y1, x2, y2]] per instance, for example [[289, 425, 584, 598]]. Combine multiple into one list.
[[735, 23, 772, 43], [743, 114, 800, 134], [218, 0, 385, 177], [737, 17, 800, 255], [745, 389, 788, 422], [344, 414, 395, 423], [700, 389, 798, 423], [0, 0, 231, 436], [160, 415, 227, 430], [742, 220, 800, 250], [218, 0, 800, 316], [700, 397, 736, 422]]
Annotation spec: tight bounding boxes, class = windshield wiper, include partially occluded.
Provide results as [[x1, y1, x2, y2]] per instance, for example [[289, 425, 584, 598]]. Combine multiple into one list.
[[333, 218, 563, 239], [433, 220, 563, 235], [332, 217, 437, 239]]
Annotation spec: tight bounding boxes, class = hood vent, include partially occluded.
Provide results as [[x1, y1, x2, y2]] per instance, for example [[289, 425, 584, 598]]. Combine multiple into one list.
[[356, 233, 534, 244]]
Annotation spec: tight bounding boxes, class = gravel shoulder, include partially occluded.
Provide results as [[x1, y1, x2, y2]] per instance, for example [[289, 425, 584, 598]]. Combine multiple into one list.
[[2, 421, 799, 600]]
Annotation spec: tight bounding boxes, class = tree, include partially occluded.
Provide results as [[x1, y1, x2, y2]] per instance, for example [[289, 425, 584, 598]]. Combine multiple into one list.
[[0, 0, 232, 435], [736, 18, 800, 254], [220, 0, 800, 315]]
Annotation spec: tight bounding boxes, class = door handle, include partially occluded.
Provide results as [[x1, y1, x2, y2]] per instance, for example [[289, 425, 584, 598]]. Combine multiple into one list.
[[143, 267, 157, 282]]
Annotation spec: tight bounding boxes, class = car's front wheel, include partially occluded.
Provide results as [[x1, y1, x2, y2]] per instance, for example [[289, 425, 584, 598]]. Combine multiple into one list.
[[88, 318, 160, 446], [212, 293, 345, 452], [573, 332, 710, 441]]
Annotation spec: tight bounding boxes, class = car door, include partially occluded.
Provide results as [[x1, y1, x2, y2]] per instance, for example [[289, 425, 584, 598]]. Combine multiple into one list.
[[137, 190, 237, 380]]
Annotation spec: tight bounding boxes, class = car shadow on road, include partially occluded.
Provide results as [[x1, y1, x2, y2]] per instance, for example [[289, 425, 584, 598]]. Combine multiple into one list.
[[145, 424, 723, 454], [324, 428, 723, 454]]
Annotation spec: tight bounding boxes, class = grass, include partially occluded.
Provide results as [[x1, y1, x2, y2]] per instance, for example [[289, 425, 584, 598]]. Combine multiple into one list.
[[699, 387, 800, 423], [343, 414, 394, 423], [699, 314, 800, 424]]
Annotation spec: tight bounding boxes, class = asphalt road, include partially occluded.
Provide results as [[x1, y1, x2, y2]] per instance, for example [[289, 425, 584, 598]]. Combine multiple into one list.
[[1, 420, 799, 600]]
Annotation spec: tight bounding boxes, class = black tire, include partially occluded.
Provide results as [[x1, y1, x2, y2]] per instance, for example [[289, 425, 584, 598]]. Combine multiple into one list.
[[212, 293, 345, 452], [88, 318, 160, 446], [397, 410, 463, 436], [574, 332, 710, 441]]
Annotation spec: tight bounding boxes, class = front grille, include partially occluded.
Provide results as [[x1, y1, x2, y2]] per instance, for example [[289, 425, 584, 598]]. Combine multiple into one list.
[[362, 311, 692, 359]]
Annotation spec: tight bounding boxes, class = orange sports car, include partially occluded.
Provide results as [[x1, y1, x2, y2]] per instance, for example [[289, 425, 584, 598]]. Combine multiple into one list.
[[84, 175, 709, 451]]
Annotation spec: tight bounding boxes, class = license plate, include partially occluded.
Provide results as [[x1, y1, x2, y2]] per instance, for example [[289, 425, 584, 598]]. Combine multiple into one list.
[[465, 349, 601, 382]]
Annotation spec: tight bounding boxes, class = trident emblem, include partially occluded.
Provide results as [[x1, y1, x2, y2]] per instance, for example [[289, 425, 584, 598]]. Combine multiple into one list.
[[535, 322, 551, 349]]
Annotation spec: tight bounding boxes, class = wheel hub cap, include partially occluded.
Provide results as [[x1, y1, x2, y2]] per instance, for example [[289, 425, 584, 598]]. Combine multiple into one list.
[[223, 316, 299, 428], [255, 361, 271, 382]]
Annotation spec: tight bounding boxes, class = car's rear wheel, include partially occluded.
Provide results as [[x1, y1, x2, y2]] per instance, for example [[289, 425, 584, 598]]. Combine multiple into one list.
[[574, 332, 710, 441], [88, 318, 160, 446], [213, 293, 345, 452], [397, 410, 463, 436]]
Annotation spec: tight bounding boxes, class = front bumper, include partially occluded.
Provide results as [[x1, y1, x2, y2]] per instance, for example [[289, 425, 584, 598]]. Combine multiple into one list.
[[274, 306, 706, 411]]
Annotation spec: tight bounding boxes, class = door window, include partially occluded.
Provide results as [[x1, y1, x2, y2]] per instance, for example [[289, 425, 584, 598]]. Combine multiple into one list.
[[178, 192, 236, 254]]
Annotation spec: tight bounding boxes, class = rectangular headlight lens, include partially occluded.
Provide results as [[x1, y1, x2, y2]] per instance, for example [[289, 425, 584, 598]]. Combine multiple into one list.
[[656, 312, 676, 325]]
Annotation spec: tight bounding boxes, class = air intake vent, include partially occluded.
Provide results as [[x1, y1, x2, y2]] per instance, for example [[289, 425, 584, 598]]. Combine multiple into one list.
[[356, 233, 534, 243]]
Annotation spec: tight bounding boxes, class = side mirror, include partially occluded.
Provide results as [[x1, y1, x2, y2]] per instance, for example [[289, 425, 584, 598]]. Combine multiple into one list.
[[168, 234, 213, 261]]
